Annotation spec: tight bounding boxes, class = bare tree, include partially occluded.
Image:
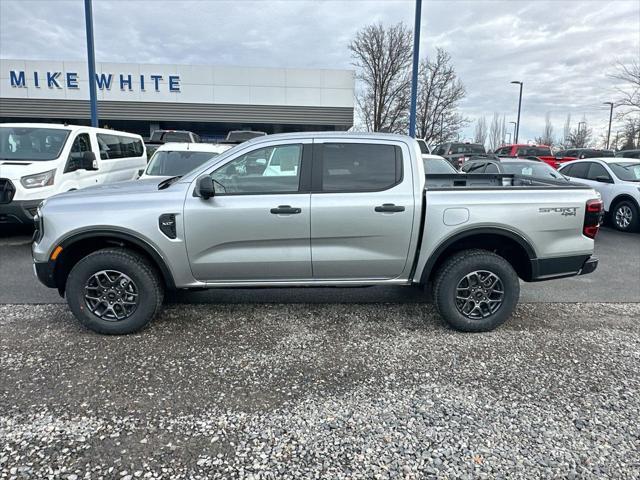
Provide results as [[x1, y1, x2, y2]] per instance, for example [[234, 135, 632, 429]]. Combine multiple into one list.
[[621, 117, 640, 150], [535, 112, 555, 146], [500, 115, 507, 145], [349, 22, 413, 133], [609, 59, 640, 117], [415, 48, 468, 144], [487, 113, 502, 152], [559, 114, 572, 148], [566, 117, 592, 148], [474, 116, 487, 146]]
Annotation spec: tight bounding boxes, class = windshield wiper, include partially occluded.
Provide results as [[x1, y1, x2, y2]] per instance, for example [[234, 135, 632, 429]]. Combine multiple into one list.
[[158, 176, 182, 190]]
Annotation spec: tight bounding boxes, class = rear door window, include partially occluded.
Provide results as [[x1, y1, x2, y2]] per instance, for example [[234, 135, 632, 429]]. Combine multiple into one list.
[[319, 143, 401, 192], [568, 162, 590, 179], [586, 162, 611, 181]]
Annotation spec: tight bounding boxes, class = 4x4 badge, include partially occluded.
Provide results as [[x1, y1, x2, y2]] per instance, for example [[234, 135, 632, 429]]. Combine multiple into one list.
[[539, 207, 578, 216]]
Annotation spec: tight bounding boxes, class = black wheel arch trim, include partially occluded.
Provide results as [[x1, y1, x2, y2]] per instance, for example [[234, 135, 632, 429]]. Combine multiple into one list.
[[419, 227, 537, 284], [53, 229, 176, 291], [610, 194, 639, 213]]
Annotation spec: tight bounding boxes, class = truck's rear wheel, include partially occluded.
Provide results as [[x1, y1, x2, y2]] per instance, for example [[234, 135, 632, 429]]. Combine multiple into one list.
[[432, 249, 519, 332], [65, 248, 164, 334]]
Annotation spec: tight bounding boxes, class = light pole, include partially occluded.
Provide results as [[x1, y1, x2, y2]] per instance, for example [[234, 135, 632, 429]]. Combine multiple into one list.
[[578, 121, 586, 133], [603, 102, 614, 149], [84, 0, 98, 127], [509, 121, 517, 144], [408, 0, 423, 138], [505, 132, 512, 144], [511, 81, 523, 143]]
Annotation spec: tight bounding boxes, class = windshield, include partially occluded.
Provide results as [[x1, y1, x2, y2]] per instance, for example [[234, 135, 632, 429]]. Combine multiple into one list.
[[516, 146, 552, 156], [424, 157, 457, 174], [0, 126, 70, 161], [449, 143, 485, 154], [501, 162, 566, 180], [146, 150, 219, 177], [609, 162, 640, 182]]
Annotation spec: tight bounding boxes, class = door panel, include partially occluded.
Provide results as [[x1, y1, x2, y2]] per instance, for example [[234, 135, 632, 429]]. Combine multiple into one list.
[[184, 141, 313, 282], [310, 141, 415, 280], [184, 194, 311, 281]]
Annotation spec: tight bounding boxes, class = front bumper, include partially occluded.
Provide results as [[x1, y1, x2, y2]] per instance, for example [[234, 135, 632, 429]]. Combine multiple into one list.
[[34, 260, 57, 289], [0, 199, 43, 225]]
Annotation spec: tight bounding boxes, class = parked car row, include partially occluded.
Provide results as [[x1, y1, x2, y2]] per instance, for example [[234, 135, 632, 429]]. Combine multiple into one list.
[[422, 146, 640, 233]]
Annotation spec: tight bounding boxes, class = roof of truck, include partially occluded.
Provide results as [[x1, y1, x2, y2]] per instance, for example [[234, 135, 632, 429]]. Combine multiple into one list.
[[238, 131, 414, 146]]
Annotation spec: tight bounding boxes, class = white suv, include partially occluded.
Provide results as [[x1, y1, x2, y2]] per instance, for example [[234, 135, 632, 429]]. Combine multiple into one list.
[[559, 157, 640, 232], [140, 142, 232, 179]]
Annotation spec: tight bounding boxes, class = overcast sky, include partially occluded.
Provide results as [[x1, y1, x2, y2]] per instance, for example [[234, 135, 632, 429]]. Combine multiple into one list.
[[1, 0, 638, 143]]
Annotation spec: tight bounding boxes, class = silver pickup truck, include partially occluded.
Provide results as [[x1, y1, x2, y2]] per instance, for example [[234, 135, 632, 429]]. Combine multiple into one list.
[[32, 132, 603, 335]]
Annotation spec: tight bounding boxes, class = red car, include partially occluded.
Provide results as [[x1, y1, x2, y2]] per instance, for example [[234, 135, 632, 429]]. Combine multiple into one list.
[[494, 144, 559, 168]]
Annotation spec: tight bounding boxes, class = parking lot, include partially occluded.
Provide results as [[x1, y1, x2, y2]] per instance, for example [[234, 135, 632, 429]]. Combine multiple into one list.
[[1, 225, 639, 478]]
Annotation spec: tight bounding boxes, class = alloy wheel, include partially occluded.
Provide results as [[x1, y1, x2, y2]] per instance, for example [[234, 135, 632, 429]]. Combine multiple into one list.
[[84, 270, 139, 321], [615, 205, 632, 229], [455, 270, 505, 319]]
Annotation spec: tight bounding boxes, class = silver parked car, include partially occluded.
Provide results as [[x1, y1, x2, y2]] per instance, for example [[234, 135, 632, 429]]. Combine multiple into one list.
[[32, 133, 602, 335]]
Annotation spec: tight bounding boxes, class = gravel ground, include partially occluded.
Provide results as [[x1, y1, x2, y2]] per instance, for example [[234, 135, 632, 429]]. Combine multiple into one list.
[[1, 302, 640, 479]]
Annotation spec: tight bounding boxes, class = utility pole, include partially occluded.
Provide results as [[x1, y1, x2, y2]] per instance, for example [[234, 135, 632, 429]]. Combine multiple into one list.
[[84, 0, 99, 127], [511, 81, 523, 143], [408, 0, 422, 138], [603, 102, 614, 149]]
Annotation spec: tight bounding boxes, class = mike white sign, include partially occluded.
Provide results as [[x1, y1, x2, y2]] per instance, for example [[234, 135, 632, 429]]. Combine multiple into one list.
[[8, 70, 180, 92], [0, 59, 356, 107]]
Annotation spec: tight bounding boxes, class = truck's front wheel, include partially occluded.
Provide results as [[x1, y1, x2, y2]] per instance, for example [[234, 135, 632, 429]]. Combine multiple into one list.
[[432, 249, 519, 332], [65, 248, 164, 334]]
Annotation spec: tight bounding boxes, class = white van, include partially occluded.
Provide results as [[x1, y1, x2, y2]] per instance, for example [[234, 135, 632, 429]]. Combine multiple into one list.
[[0, 123, 146, 225], [140, 142, 232, 179]]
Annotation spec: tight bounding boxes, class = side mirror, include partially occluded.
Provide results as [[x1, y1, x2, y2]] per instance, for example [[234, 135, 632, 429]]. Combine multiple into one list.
[[196, 175, 215, 199], [595, 175, 612, 184], [81, 151, 98, 170]]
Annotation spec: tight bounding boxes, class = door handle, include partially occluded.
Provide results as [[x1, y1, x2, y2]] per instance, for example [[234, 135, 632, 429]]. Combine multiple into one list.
[[374, 203, 405, 213], [270, 205, 301, 214]]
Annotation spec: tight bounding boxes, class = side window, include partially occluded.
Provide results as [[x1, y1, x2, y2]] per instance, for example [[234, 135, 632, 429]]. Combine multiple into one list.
[[97, 134, 143, 159], [320, 143, 401, 192], [65, 133, 91, 172], [560, 164, 573, 176], [484, 163, 499, 173], [120, 136, 143, 157], [586, 163, 611, 181], [569, 162, 590, 179], [211, 144, 303, 194], [97, 134, 122, 160]]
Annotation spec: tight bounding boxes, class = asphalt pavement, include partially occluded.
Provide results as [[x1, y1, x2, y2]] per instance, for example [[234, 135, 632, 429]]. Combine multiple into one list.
[[1, 225, 638, 304]]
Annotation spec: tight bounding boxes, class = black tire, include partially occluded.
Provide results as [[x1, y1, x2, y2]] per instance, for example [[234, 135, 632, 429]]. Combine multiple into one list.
[[610, 200, 639, 232], [432, 249, 519, 332], [65, 248, 164, 334]]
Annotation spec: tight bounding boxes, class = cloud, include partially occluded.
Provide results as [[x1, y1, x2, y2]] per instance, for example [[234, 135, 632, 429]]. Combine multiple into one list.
[[1, 0, 638, 144]]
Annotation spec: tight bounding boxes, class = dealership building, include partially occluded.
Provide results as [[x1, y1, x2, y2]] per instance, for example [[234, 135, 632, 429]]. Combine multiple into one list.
[[0, 59, 355, 140]]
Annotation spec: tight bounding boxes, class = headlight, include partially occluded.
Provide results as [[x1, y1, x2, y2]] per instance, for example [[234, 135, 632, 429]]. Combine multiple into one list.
[[21, 169, 56, 189]]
